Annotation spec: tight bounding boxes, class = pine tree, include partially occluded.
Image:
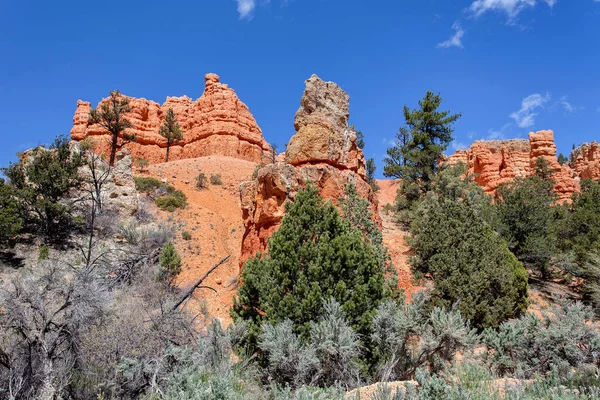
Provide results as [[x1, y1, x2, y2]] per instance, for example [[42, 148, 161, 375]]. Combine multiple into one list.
[[159, 108, 183, 162], [383, 91, 461, 194], [0, 179, 22, 246], [410, 168, 528, 329], [157, 242, 182, 281], [3, 135, 84, 237], [495, 174, 557, 278], [366, 158, 379, 192], [232, 185, 391, 352], [89, 90, 136, 167], [349, 125, 365, 149]]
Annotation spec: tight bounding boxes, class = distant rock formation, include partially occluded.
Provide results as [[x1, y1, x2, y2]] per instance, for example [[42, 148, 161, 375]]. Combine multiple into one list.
[[239, 75, 378, 266], [71, 73, 271, 164], [571, 141, 600, 181], [446, 130, 579, 202]]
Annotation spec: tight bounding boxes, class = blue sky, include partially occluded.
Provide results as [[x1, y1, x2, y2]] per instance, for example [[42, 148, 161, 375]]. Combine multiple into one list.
[[0, 0, 598, 177]]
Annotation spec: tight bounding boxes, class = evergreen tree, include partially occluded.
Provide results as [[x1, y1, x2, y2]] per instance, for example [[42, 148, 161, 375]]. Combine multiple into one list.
[[232, 185, 391, 353], [159, 108, 183, 162], [495, 174, 557, 278], [350, 125, 365, 149], [157, 242, 182, 281], [3, 135, 84, 238], [89, 90, 136, 167], [366, 158, 379, 192], [558, 153, 569, 166], [533, 156, 556, 183], [556, 179, 600, 264], [383, 91, 461, 194], [0, 179, 22, 246], [410, 167, 528, 329]]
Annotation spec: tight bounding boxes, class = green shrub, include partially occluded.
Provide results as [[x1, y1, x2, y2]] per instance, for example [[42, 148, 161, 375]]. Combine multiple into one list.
[[182, 231, 192, 241], [232, 185, 391, 360], [483, 301, 600, 379], [210, 174, 222, 185], [195, 171, 208, 190], [556, 179, 600, 264], [258, 299, 360, 389], [371, 291, 477, 382], [410, 168, 528, 329], [134, 177, 164, 193], [155, 190, 187, 212], [157, 242, 182, 281], [495, 172, 557, 277], [0, 179, 22, 246], [38, 244, 49, 262], [340, 184, 399, 296], [134, 158, 149, 172], [2, 135, 84, 238], [252, 163, 266, 180]]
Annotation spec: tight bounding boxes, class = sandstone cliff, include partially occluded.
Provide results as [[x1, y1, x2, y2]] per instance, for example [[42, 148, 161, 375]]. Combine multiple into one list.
[[71, 74, 271, 164], [239, 75, 378, 266], [447, 130, 579, 202], [571, 141, 600, 181]]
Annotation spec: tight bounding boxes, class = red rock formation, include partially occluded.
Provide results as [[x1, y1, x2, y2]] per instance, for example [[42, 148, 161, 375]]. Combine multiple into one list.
[[571, 141, 600, 180], [239, 75, 378, 266], [71, 73, 271, 164], [446, 130, 579, 202]]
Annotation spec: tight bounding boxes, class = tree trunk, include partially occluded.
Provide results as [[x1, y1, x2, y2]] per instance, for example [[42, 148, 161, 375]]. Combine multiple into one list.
[[109, 132, 118, 167], [166, 144, 170, 162], [38, 356, 56, 400]]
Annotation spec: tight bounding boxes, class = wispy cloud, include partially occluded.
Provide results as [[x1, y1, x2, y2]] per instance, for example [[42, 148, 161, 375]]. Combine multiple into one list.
[[557, 95, 577, 113], [509, 93, 551, 128], [487, 123, 513, 140], [236, 0, 256, 19], [437, 22, 465, 49], [381, 137, 397, 147], [469, 0, 556, 20], [236, 0, 274, 19], [450, 141, 468, 151]]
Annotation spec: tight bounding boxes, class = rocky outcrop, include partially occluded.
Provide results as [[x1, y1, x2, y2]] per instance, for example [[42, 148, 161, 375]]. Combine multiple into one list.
[[286, 75, 366, 177], [447, 130, 579, 202], [78, 148, 139, 216], [239, 75, 378, 266], [571, 141, 600, 180], [71, 74, 271, 164]]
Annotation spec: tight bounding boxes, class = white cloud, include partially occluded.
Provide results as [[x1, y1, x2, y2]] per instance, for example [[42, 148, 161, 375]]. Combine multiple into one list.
[[237, 0, 256, 19], [381, 137, 397, 147], [558, 96, 576, 113], [450, 141, 468, 151], [437, 22, 465, 49], [236, 0, 273, 19], [469, 0, 555, 19], [509, 93, 551, 128], [486, 123, 511, 140]]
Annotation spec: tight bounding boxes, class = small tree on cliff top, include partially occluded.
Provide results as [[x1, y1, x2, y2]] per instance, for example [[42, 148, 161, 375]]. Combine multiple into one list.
[[89, 90, 136, 167], [384, 91, 461, 196], [159, 108, 183, 162]]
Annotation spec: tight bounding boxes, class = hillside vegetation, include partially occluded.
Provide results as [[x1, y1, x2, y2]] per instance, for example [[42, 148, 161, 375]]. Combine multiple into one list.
[[1, 89, 600, 400]]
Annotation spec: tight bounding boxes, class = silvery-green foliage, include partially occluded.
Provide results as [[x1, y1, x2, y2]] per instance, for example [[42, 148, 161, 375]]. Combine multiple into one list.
[[414, 369, 450, 400], [309, 298, 361, 388], [196, 320, 232, 373], [159, 368, 247, 400], [272, 385, 345, 400], [258, 319, 319, 387], [483, 301, 600, 379], [371, 291, 478, 382], [372, 383, 412, 400]]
